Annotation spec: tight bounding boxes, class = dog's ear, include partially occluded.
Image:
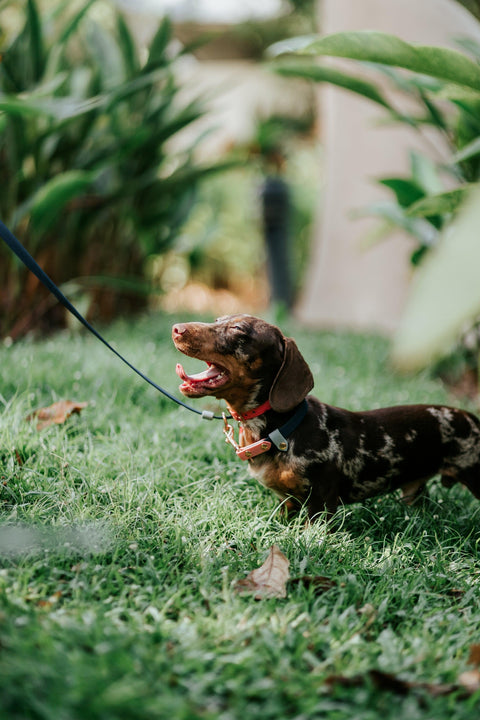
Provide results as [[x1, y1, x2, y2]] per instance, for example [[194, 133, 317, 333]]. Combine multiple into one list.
[[269, 337, 314, 412]]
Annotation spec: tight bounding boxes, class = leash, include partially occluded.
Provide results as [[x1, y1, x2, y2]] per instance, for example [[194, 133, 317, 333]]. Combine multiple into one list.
[[0, 219, 222, 421]]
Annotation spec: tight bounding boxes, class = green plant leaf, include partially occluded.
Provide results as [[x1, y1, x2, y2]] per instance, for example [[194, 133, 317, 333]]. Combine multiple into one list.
[[29, 170, 97, 234], [409, 151, 443, 195], [58, 0, 97, 44], [393, 186, 480, 369], [357, 201, 438, 247], [300, 31, 480, 92], [379, 178, 425, 208], [274, 62, 392, 109], [145, 17, 172, 71], [1, 0, 45, 91], [115, 12, 139, 77], [84, 19, 125, 89], [0, 93, 103, 120], [104, 68, 170, 109], [452, 136, 480, 163], [406, 186, 478, 218], [26, 0, 45, 82]]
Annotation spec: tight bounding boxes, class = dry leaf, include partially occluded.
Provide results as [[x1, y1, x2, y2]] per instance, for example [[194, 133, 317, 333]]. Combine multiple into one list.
[[458, 670, 480, 694], [468, 644, 480, 667], [37, 591, 62, 609], [27, 400, 88, 430], [235, 545, 290, 599]]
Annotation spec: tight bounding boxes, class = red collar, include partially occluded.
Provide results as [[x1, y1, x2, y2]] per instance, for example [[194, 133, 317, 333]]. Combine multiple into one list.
[[230, 399, 271, 422]]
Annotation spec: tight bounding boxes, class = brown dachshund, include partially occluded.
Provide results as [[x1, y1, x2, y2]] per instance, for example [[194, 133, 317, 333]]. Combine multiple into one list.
[[172, 315, 480, 521]]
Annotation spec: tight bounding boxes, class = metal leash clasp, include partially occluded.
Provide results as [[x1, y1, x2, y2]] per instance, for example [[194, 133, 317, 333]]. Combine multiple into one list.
[[222, 413, 272, 461], [223, 413, 241, 452]]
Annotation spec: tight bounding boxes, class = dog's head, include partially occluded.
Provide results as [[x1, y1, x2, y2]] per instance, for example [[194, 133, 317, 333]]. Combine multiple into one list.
[[172, 315, 313, 413]]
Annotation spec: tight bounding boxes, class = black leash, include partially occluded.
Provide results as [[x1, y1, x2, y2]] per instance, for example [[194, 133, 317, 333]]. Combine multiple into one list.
[[0, 219, 223, 421]]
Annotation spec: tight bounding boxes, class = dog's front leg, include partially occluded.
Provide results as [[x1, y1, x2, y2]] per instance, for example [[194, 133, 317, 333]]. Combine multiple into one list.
[[306, 464, 342, 523]]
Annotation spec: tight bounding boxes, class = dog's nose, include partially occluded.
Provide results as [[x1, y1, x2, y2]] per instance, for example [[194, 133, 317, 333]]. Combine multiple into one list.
[[172, 323, 187, 339]]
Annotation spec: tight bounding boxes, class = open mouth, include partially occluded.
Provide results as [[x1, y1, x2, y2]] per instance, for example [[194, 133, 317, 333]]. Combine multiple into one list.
[[175, 361, 229, 396]]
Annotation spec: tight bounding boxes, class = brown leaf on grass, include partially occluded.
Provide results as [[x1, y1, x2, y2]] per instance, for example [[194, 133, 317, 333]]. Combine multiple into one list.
[[289, 575, 337, 595], [27, 400, 88, 430], [468, 644, 480, 667], [458, 670, 480, 694], [37, 591, 62, 609], [235, 545, 290, 599]]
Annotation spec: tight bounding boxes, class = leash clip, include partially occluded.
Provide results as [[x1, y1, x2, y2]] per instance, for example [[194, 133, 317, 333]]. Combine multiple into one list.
[[222, 413, 272, 460], [223, 413, 240, 451]]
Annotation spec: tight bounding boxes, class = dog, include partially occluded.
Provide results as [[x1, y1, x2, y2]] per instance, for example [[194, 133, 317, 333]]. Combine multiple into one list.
[[172, 315, 480, 521]]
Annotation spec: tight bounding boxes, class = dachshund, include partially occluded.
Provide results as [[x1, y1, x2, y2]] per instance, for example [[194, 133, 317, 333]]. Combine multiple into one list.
[[172, 315, 480, 521]]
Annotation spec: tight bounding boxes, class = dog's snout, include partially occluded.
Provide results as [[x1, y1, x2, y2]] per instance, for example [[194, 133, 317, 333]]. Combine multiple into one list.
[[172, 323, 187, 340]]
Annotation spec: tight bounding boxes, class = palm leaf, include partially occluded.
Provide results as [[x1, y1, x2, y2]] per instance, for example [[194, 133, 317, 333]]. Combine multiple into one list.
[[145, 17, 172, 72], [26, 0, 45, 82], [274, 61, 392, 109], [0, 93, 103, 121], [299, 31, 480, 92], [29, 170, 98, 234], [58, 0, 97, 44], [115, 12, 139, 77]]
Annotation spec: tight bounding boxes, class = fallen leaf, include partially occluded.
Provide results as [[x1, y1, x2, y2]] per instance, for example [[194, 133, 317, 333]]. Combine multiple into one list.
[[289, 575, 336, 595], [458, 669, 480, 694], [235, 545, 290, 599], [27, 400, 88, 430], [468, 644, 480, 667], [37, 591, 62, 609]]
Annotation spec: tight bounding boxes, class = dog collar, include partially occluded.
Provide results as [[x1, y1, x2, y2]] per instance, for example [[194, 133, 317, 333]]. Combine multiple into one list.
[[230, 399, 272, 422], [223, 399, 308, 461]]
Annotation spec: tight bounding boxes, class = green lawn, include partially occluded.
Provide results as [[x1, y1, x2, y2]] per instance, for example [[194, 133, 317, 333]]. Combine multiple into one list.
[[1, 313, 479, 719]]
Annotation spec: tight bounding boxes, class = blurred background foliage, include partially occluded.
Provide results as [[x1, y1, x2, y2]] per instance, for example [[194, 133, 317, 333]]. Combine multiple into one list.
[[155, 114, 319, 315], [0, 0, 233, 338], [0, 0, 319, 338], [6, 0, 479, 390], [275, 34, 480, 267], [274, 17, 480, 387]]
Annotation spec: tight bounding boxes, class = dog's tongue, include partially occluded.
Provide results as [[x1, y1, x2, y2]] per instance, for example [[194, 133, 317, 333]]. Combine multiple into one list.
[[176, 362, 221, 384]]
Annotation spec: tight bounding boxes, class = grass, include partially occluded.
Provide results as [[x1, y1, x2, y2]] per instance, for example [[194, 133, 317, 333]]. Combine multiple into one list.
[[1, 312, 479, 719]]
